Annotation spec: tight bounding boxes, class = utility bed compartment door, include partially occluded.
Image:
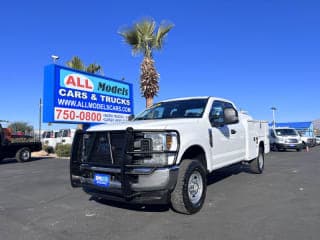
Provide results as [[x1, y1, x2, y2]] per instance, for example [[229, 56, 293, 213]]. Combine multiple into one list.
[[245, 120, 269, 160]]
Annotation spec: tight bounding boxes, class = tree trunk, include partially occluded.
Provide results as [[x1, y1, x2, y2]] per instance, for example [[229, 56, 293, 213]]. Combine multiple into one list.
[[140, 56, 159, 109], [146, 97, 153, 108]]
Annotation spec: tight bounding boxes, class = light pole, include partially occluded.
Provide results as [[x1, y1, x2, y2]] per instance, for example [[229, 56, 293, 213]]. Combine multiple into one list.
[[270, 107, 277, 129], [51, 55, 59, 63], [39, 98, 42, 141]]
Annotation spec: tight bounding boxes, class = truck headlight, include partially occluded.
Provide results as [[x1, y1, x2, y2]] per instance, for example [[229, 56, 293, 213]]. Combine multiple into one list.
[[144, 132, 178, 152], [133, 132, 179, 166], [276, 137, 284, 143]]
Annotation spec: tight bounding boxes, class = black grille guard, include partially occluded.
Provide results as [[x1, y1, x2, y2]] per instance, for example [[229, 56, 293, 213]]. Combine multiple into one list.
[[81, 127, 179, 200]]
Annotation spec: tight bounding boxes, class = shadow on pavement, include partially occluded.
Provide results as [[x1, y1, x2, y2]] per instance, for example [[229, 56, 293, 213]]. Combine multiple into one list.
[[207, 162, 251, 185], [0, 156, 55, 165], [88, 163, 256, 213], [90, 196, 170, 213]]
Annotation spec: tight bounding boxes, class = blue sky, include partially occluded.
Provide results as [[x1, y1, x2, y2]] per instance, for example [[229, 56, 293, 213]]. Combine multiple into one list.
[[0, 0, 319, 130]]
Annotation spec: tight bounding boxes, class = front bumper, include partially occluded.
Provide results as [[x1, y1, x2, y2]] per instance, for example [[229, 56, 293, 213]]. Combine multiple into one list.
[[79, 164, 179, 204], [274, 143, 303, 150]]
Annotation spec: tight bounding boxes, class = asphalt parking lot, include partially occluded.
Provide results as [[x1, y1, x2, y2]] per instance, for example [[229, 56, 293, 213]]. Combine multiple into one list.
[[0, 147, 319, 240]]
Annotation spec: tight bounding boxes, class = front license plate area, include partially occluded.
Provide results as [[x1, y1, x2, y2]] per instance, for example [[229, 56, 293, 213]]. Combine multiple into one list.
[[94, 173, 110, 188]]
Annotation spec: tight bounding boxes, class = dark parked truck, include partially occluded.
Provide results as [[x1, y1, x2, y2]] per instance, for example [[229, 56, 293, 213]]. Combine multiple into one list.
[[70, 97, 269, 214], [0, 124, 42, 162]]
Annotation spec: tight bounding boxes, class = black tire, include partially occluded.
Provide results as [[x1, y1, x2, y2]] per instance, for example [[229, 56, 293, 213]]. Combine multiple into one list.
[[296, 148, 301, 152], [272, 144, 278, 152], [170, 159, 207, 214], [16, 148, 31, 162], [249, 147, 264, 174]]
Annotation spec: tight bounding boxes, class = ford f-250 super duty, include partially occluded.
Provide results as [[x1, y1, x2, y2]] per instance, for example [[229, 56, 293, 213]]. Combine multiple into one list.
[[70, 97, 269, 214]]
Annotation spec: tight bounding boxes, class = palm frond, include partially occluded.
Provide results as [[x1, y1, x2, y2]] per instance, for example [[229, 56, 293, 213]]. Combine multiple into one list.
[[119, 28, 143, 56], [86, 63, 102, 74], [119, 18, 173, 57], [154, 22, 174, 50], [66, 56, 85, 71], [66, 56, 103, 75]]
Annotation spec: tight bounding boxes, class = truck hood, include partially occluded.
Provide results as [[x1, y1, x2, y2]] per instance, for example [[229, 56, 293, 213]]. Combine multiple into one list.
[[88, 118, 201, 132]]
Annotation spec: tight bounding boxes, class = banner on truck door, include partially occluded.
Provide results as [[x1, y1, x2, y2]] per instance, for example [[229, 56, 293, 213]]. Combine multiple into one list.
[[43, 65, 134, 124]]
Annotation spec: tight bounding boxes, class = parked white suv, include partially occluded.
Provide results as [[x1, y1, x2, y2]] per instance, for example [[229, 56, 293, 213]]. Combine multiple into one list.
[[42, 130, 59, 151], [42, 128, 76, 151], [59, 129, 76, 145], [298, 132, 317, 148]]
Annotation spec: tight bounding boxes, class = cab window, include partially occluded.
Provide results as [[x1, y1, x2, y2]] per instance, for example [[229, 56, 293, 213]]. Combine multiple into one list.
[[209, 101, 225, 125], [209, 101, 238, 126]]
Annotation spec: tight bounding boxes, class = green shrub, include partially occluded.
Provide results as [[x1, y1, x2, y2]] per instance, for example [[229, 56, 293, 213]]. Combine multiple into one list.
[[55, 144, 71, 158]]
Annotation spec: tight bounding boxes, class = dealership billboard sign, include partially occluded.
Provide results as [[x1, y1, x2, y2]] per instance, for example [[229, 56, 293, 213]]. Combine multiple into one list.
[[43, 65, 133, 124]]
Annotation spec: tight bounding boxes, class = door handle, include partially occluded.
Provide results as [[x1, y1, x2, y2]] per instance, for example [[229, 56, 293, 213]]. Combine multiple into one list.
[[231, 129, 237, 134]]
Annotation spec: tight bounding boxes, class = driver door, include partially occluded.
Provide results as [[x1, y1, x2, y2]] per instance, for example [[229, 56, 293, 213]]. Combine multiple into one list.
[[209, 101, 233, 167]]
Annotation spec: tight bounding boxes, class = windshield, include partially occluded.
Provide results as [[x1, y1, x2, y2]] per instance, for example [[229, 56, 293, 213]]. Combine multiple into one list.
[[59, 129, 70, 137], [42, 131, 52, 138], [275, 129, 298, 136], [135, 98, 209, 120]]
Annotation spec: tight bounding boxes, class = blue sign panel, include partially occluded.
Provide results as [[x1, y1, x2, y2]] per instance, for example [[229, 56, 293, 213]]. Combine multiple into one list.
[[43, 65, 134, 124]]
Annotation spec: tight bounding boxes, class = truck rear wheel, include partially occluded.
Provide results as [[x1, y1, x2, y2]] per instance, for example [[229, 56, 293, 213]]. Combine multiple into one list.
[[16, 148, 31, 162], [170, 159, 207, 214], [249, 147, 264, 174]]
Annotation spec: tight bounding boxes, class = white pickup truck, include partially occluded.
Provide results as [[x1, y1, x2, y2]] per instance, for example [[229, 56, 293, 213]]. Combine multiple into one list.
[[70, 96, 269, 214]]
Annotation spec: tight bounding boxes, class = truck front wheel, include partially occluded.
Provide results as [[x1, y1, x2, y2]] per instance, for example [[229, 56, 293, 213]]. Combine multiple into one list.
[[16, 148, 31, 162], [170, 159, 207, 214]]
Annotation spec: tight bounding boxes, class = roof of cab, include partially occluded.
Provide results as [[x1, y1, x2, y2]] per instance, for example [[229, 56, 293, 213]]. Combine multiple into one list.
[[160, 96, 234, 104]]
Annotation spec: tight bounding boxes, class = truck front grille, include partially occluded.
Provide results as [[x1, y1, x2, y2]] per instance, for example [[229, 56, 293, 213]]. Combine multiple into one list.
[[110, 132, 127, 164], [83, 131, 127, 166], [286, 139, 298, 143]]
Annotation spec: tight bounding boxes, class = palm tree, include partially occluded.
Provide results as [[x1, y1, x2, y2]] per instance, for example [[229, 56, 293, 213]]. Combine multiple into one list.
[[66, 56, 103, 75], [66, 57, 103, 129], [119, 18, 173, 107], [66, 56, 85, 71], [86, 63, 102, 74]]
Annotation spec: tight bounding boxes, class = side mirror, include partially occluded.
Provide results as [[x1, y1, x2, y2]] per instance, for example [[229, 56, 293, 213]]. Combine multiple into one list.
[[128, 114, 135, 121], [224, 108, 239, 124]]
